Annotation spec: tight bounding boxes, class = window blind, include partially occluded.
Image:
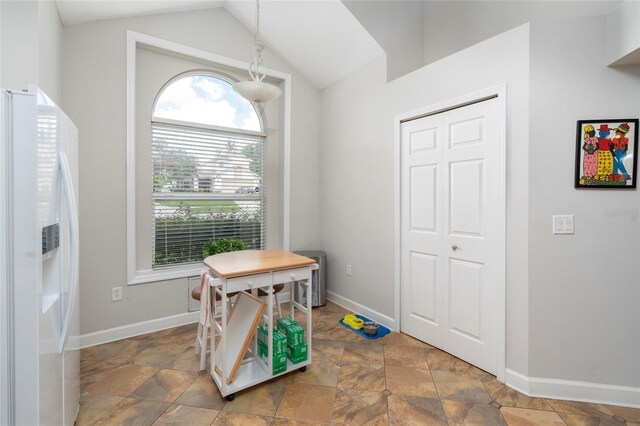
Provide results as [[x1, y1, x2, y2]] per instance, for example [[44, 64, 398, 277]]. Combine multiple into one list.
[[151, 121, 265, 268]]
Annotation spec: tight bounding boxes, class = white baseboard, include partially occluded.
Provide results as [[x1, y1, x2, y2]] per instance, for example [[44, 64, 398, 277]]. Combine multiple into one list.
[[326, 290, 396, 331], [504, 368, 531, 394], [79, 311, 199, 349], [505, 368, 640, 409], [79, 291, 293, 349]]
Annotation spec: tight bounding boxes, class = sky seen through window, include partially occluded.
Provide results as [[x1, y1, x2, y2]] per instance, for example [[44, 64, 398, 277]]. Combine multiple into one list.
[[154, 75, 261, 132]]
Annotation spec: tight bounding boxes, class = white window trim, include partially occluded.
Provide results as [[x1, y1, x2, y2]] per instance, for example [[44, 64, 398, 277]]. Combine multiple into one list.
[[152, 117, 267, 138], [126, 30, 291, 285]]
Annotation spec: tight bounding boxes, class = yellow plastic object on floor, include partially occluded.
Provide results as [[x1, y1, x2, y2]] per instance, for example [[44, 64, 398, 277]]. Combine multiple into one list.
[[343, 314, 364, 330]]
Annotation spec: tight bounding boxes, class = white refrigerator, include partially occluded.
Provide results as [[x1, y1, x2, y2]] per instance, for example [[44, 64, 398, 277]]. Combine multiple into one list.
[[0, 86, 80, 425]]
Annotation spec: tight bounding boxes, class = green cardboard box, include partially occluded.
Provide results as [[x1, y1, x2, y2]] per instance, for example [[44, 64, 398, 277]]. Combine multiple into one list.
[[271, 362, 287, 375], [283, 323, 305, 348], [257, 339, 286, 356], [258, 345, 287, 374], [257, 341, 288, 373], [276, 317, 295, 333], [286, 342, 307, 359], [287, 343, 308, 364], [276, 318, 306, 351], [257, 324, 287, 352], [257, 324, 288, 374]]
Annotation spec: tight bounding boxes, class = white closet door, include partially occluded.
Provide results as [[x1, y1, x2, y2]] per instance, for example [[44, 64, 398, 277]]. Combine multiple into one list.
[[400, 113, 445, 348], [400, 98, 501, 374]]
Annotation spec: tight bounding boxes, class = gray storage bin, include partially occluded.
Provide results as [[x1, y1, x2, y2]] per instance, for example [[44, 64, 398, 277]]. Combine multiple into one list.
[[293, 250, 326, 307]]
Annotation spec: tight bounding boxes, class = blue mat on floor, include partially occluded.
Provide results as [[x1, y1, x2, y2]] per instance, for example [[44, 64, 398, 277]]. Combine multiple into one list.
[[338, 314, 391, 340]]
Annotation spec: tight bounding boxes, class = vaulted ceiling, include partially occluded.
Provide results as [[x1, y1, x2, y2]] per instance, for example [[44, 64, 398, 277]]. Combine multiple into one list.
[[55, 0, 384, 89], [54, 1, 625, 89]]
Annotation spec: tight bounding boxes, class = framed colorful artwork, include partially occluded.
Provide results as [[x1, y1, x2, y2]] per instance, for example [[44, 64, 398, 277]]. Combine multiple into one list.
[[575, 119, 639, 188]]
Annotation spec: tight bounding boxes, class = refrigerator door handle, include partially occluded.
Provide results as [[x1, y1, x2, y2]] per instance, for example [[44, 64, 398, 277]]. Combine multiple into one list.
[[57, 152, 79, 354]]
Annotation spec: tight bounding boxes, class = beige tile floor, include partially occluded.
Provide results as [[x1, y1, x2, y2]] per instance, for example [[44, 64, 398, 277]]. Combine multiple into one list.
[[78, 302, 640, 425]]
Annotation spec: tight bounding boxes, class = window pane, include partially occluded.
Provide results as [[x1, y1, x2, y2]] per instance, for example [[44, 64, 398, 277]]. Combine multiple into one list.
[[152, 198, 264, 267], [152, 124, 263, 194], [153, 75, 261, 132], [151, 121, 265, 269]]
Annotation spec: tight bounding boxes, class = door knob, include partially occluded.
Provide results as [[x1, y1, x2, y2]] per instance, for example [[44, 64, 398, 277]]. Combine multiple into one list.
[[452, 244, 459, 251]]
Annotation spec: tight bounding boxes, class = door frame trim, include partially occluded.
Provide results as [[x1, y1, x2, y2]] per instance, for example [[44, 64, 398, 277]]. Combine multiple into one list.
[[394, 84, 507, 382]]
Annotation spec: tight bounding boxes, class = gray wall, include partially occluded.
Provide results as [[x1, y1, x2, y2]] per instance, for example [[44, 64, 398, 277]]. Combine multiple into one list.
[[62, 8, 321, 335], [606, 1, 640, 65], [343, 1, 617, 81], [37, 0, 63, 105], [343, 0, 424, 82], [423, 1, 619, 66], [1, 0, 62, 105], [529, 15, 640, 387], [1, 1, 38, 92], [319, 25, 531, 375], [321, 6, 640, 388]]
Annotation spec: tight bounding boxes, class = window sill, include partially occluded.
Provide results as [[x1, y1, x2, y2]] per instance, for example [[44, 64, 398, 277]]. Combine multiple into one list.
[[128, 264, 207, 285]]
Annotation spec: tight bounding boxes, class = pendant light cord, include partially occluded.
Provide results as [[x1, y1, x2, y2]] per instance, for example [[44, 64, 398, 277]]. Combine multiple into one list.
[[249, 0, 266, 82], [256, 0, 260, 47], [232, 0, 282, 101]]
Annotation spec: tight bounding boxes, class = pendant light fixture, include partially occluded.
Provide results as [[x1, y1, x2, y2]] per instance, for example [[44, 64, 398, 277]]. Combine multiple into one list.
[[233, 0, 282, 103]]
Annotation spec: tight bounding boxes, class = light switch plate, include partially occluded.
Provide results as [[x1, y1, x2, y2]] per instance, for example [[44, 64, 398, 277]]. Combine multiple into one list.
[[553, 215, 574, 234]]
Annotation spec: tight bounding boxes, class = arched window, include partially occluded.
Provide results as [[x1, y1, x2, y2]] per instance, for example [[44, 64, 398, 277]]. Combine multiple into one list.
[[151, 73, 266, 268], [154, 74, 262, 131]]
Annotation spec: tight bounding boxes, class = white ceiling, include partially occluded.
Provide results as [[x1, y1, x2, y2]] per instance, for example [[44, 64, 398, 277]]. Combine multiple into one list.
[[223, 1, 384, 89], [56, 1, 224, 25], [55, 0, 385, 89]]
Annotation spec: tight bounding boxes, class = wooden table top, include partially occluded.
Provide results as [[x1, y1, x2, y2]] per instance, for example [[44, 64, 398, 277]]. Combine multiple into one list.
[[204, 250, 316, 278]]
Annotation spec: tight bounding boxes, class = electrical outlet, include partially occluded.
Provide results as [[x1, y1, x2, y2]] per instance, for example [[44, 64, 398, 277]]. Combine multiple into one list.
[[112, 286, 123, 301], [346, 264, 352, 276]]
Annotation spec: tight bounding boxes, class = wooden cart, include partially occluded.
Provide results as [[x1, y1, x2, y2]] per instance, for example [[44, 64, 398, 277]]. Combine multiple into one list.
[[204, 250, 317, 401]]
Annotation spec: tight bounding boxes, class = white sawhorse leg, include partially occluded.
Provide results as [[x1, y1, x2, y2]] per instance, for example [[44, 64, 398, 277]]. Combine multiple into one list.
[[195, 323, 206, 371], [195, 288, 280, 371], [274, 291, 283, 319], [194, 278, 229, 371], [262, 291, 282, 320]]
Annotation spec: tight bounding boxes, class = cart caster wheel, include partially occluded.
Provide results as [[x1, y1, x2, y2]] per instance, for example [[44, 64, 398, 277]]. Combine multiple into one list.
[[226, 394, 236, 401], [299, 366, 307, 372]]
